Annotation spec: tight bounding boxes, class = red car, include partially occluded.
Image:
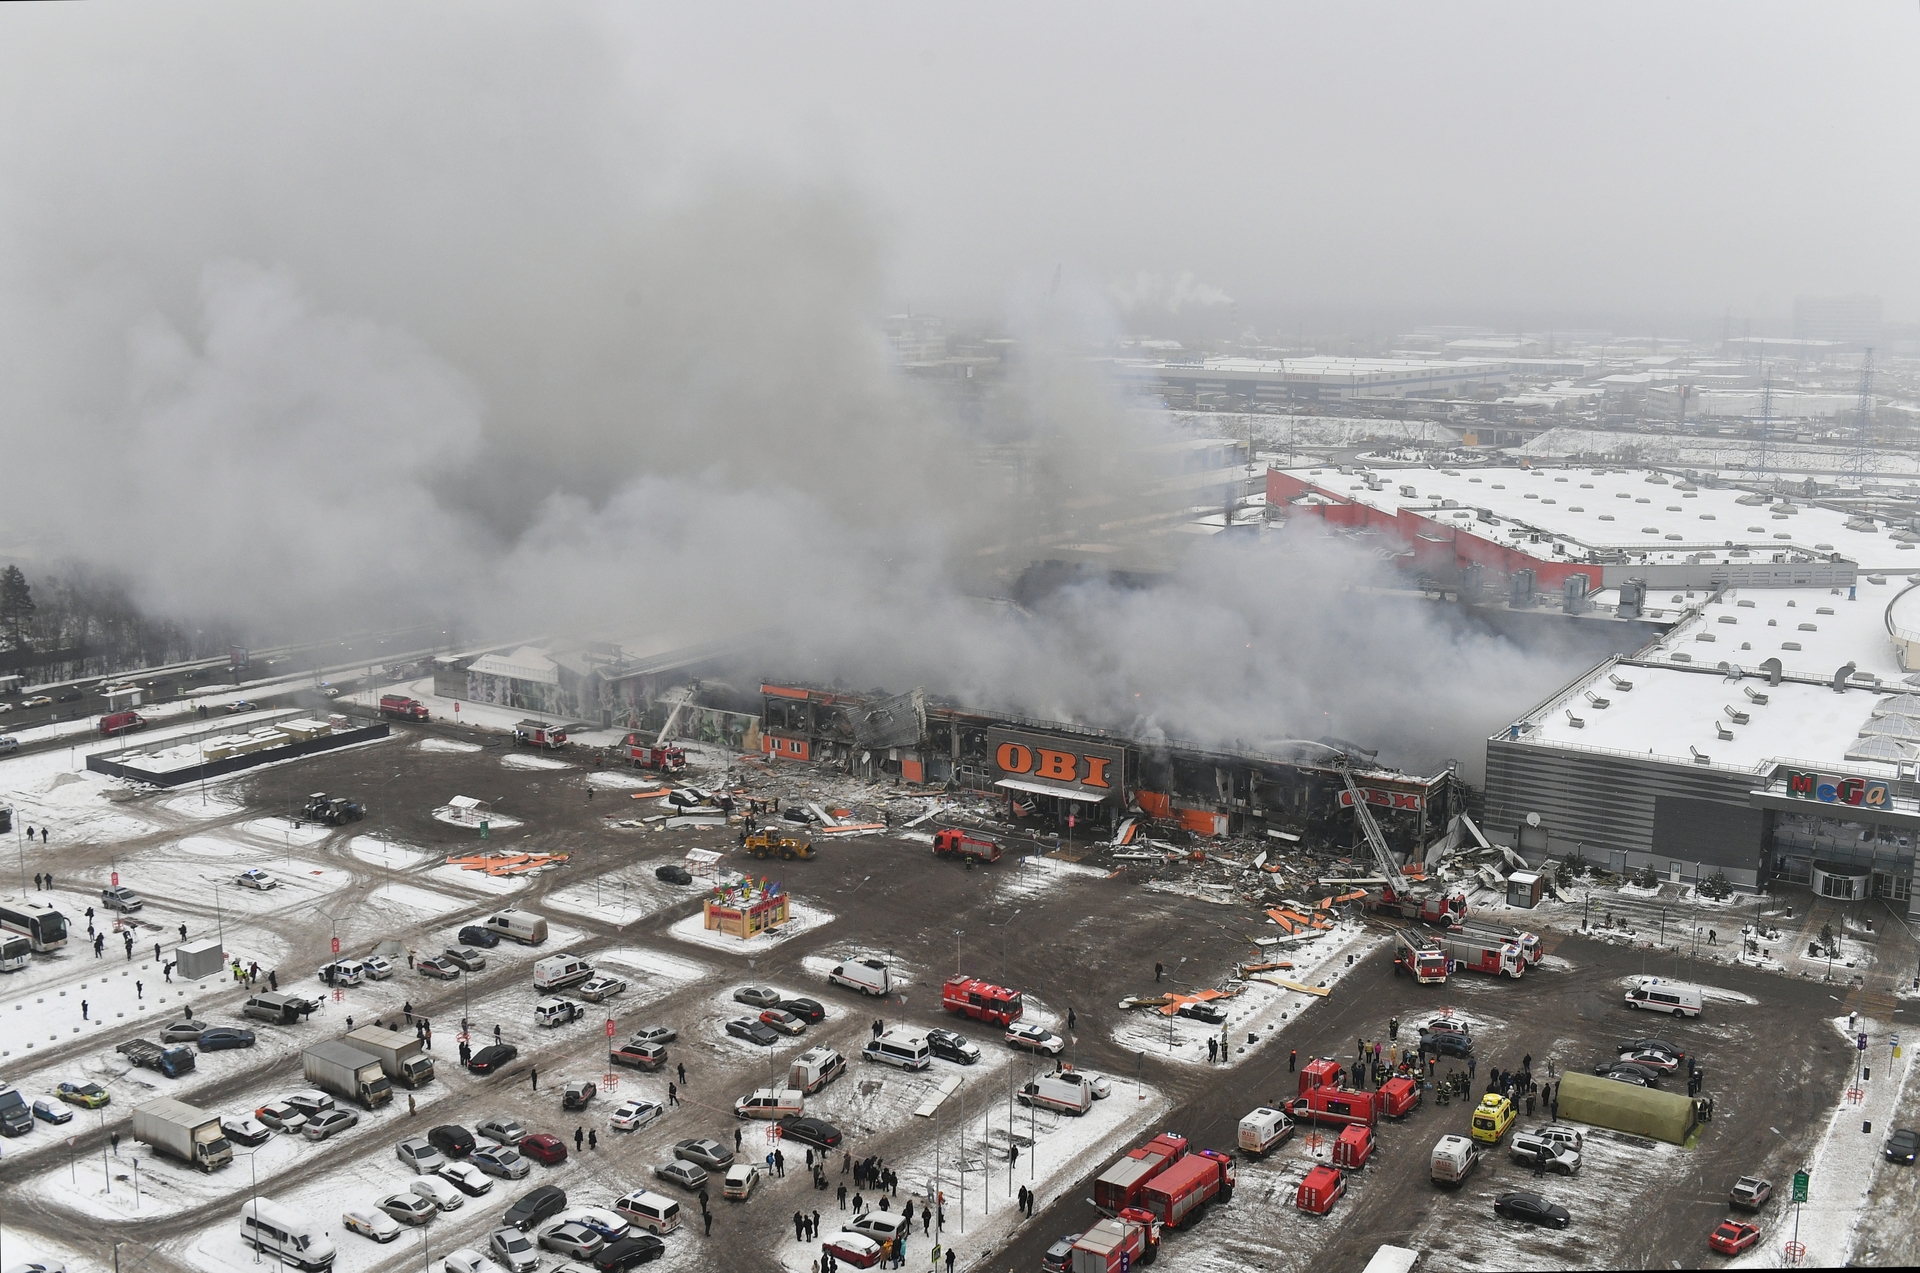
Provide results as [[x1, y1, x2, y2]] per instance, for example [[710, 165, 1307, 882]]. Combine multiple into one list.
[[1709, 1220, 1761, 1255], [821, 1233, 883, 1269], [519, 1134, 570, 1167]]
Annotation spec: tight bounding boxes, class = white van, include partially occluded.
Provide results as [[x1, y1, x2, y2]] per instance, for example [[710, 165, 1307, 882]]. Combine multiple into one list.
[[848, 1212, 911, 1247], [828, 957, 891, 997], [1237, 1106, 1294, 1156], [613, 1188, 681, 1235], [483, 910, 549, 946], [533, 953, 593, 991], [860, 1029, 930, 1071], [734, 1088, 806, 1119], [317, 959, 365, 987], [240, 1198, 337, 1270], [790, 1047, 847, 1094], [1429, 1133, 1481, 1186], [1623, 977, 1703, 1018], [533, 996, 583, 1028], [1017, 1073, 1093, 1116]]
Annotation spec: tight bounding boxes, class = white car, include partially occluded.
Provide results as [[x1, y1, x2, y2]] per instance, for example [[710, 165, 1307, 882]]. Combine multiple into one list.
[[233, 868, 277, 890], [344, 1207, 403, 1243], [577, 974, 627, 1002], [1073, 1069, 1112, 1098], [441, 1249, 509, 1273], [1006, 1023, 1065, 1056], [609, 1099, 664, 1133], [363, 955, 396, 980], [436, 1160, 495, 1197], [397, 1137, 446, 1174], [410, 1175, 465, 1211]]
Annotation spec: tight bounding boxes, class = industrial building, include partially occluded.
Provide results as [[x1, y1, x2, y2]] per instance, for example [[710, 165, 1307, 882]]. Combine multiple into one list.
[[1483, 577, 1920, 914], [756, 681, 1465, 853], [1156, 356, 1511, 404], [1267, 464, 1915, 593], [432, 636, 750, 728]]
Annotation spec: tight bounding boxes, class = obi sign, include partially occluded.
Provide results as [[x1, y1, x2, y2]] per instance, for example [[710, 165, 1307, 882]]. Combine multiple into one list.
[[987, 727, 1123, 800], [1784, 771, 1890, 809], [1338, 788, 1424, 812]]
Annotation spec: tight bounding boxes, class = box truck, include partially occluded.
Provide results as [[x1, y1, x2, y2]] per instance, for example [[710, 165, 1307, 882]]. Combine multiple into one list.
[[133, 1097, 234, 1171], [343, 1025, 435, 1088], [302, 1041, 393, 1109]]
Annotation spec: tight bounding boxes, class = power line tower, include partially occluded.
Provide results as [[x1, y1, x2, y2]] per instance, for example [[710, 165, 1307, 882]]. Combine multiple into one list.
[[1752, 367, 1773, 489], [1844, 347, 1875, 476]]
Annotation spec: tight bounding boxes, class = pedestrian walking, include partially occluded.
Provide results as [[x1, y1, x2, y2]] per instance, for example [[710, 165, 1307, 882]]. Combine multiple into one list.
[[1154, 962, 1163, 982], [668, 1082, 679, 1106], [923, 1209, 931, 1235], [677, 1061, 687, 1086], [111, 1131, 120, 1155], [529, 1066, 538, 1091], [1523, 1052, 1532, 1073], [32, 872, 39, 889], [178, 923, 187, 941], [39, 827, 46, 844], [946, 1246, 956, 1273], [736, 1128, 744, 1151], [81, 999, 89, 1020], [703, 1211, 713, 1237], [1289, 1048, 1297, 1072], [163, 961, 173, 982], [838, 1183, 848, 1210], [776, 1147, 787, 1177], [494, 1024, 502, 1043], [153, 941, 161, 963], [589, 1129, 597, 1150], [135, 980, 143, 1000], [1066, 1007, 1076, 1031], [813, 1210, 821, 1239]]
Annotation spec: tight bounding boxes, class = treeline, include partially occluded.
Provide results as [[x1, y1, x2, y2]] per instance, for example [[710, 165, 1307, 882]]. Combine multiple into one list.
[[0, 562, 248, 682]]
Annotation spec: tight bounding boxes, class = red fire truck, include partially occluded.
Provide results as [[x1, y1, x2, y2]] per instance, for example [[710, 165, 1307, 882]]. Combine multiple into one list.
[[931, 829, 1001, 864], [98, 710, 148, 737], [513, 720, 569, 750], [1284, 1059, 1381, 1130], [1331, 1123, 1375, 1170], [1392, 929, 1450, 984], [941, 975, 1023, 1026], [616, 733, 686, 773], [1377, 1075, 1421, 1119], [1435, 929, 1525, 979], [378, 694, 430, 721], [1068, 1208, 1160, 1273], [1091, 1132, 1188, 1214], [1140, 1148, 1235, 1230], [1295, 1164, 1346, 1215], [1450, 918, 1542, 967]]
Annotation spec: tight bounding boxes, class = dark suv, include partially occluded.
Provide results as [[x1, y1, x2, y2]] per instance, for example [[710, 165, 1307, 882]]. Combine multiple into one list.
[[459, 925, 502, 949], [428, 1124, 476, 1158], [505, 1183, 568, 1231]]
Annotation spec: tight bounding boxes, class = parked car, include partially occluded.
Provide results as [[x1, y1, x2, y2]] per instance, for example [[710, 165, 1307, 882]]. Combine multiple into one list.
[[1709, 1221, 1762, 1255], [1006, 1023, 1065, 1055], [653, 1160, 708, 1192], [776, 1115, 843, 1150], [378, 1192, 437, 1227], [504, 1184, 569, 1232], [1886, 1128, 1919, 1164], [724, 1163, 762, 1200], [780, 998, 827, 1024], [1596, 1061, 1662, 1087], [442, 1249, 508, 1273], [255, 1101, 308, 1133], [1176, 1001, 1226, 1025], [578, 974, 627, 1002], [1617, 1048, 1679, 1073], [220, 1115, 272, 1146], [610, 1100, 664, 1133], [396, 1137, 446, 1174], [726, 1018, 779, 1047], [303, 1109, 359, 1141], [926, 1028, 981, 1065], [33, 1098, 73, 1125], [563, 1081, 598, 1111], [1618, 1037, 1684, 1060], [472, 1146, 531, 1180], [1494, 1191, 1570, 1229], [437, 1160, 495, 1197], [1042, 1233, 1083, 1273], [363, 955, 395, 980], [343, 1207, 402, 1243], [443, 947, 488, 972], [468, 1044, 518, 1075], [428, 1124, 478, 1159], [56, 1082, 110, 1109], [418, 956, 462, 980], [571, 1208, 633, 1244], [822, 1232, 884, 1269], [476, 1117, 528, 1144], [629, 1026, 677, 1046], [591, 1235, 667, 1270], [539, 1222, 604, 1260], [612, 1043, 668, 1070], [1420, 1029, 1475, 1059], [197, 1027, 256, 1052], [233, 868, 277, 890], [459, 925, 502, 949], [733, 986, 782, 1009], [654, 865, 692, 885], [1730, 1176, 1773, 1209], [1602, 1069, 1654, 1088], [410, 1175, 465, 1212], [1509, 1132, 1581, 1176], [759, 1008, 805, 1036], [520, 1133, 569, 1167], [160, 1020, 211, 1043], [283, 1090, 334, 1120], [673, 1137, 733, 1169], [490, 1227, 542, 1273]]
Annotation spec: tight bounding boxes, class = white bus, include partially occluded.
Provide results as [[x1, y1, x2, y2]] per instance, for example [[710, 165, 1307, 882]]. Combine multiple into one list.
[[0, 933, 30, 972], [0, 898, 68, 953]]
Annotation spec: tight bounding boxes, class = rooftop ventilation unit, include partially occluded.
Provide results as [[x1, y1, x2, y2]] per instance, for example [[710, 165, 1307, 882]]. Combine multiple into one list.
[[1609, 674, 1634, 692], [1723, 705, 1750, 725], [1743, 686, 1769, 705], [1584, 692, 1610, 709], [1716, 723, 1734, 741], [1760, 657, 1784, 686], [1690, 746, 1711, 765], [1565, 711, 1585, 729]]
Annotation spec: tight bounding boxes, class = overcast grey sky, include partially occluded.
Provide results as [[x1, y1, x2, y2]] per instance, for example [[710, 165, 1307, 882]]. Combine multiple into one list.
[[5, 1, 1916, 336]]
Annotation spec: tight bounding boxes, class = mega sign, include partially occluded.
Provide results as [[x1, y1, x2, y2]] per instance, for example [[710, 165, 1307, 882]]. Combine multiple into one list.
[[1784, 770, 1890, 808], [1338, 787, 1425, 812], [987, 727, 1124, 798]]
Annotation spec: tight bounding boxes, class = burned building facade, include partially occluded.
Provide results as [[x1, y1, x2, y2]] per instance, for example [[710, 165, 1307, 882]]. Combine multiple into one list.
[[758, 681, 1464, 855]]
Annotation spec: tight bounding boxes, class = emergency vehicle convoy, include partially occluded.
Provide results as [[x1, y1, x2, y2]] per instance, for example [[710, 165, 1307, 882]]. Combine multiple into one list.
[[1285, 1059, 1381, 1129], [1092, 1133, 1189, 1214], [1392, 929, 1449, 984], [1448, 917, 1542, 967], [1086, 1130, 1233, 1241], [1435, 928, 1527, 979], [941, 975, 1023, 1026], [1068, 1209, 1161, 1272]]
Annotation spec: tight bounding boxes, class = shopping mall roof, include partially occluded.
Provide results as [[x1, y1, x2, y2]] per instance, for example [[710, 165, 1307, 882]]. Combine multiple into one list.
[[1638, 579, 1913, 683]]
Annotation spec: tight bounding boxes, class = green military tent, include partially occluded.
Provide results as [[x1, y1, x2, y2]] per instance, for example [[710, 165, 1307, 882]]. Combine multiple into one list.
[[1556, 1071, 1698, 1145]]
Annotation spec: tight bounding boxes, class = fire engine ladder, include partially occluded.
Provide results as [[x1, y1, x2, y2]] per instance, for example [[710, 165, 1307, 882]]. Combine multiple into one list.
[[1340, 765, 1413, 897]]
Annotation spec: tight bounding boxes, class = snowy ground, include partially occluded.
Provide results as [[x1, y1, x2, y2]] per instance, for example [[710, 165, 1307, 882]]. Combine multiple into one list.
[[501, 752, 574, 771], [541, 859, 713, 928]]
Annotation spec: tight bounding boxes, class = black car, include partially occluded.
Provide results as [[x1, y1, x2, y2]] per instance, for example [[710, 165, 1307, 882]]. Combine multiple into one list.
[[428, 1124, 477, 1158], [776, 1115, 843, 1150], [654, 865, 692, 885], [592, 1235, 667, 1271], [1176, 1001, 1226, 1025], [726, 1018, 779, 1047], [468, 1044, 518, 1075], [504, 1183, 569, 1231], [1886, 1128, 1919, 1164], [1420, 1029, 1474, 1059], [1593, 1061, 1661, 1087], [1042, 1233, 1083, 1273], [781, 806, 815, 824], [1495, 1192, 1570, 1229], [197, 1027, 257, 1052], [56, 689, 82, 703], [780, 998, 827, 1024], [458, 925, 502, 949], [926, 1028, 981, 1065], [1619, 1037, 1684, 1060]]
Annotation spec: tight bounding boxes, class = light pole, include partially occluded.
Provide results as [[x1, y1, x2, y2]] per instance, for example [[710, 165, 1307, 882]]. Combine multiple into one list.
[[953, 929, 963, 975], [240, 1148, 262, 1262]]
